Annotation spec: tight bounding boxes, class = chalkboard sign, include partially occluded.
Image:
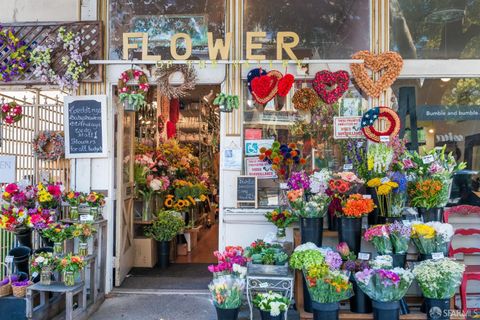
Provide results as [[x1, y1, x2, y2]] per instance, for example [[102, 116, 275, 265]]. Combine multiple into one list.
[[237, 176, 257, 208], [64, 95, 107, 158]]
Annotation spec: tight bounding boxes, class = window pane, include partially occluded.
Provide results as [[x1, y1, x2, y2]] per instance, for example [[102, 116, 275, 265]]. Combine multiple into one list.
[[390, 0, 480, 59], [109, 0, 226, 60], [243, 0, 370, 59]]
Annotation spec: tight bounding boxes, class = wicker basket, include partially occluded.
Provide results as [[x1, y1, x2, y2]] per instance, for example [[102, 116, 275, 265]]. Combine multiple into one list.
[[0, 263, 12, 297], [12, 281, 32, 298]]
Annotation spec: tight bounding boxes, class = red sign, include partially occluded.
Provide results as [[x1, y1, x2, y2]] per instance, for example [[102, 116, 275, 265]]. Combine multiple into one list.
[[245, 128, 262, 140]]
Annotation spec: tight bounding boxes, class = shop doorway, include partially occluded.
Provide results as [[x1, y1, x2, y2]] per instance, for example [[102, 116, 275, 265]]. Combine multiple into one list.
[[114, 83, 221, 290]]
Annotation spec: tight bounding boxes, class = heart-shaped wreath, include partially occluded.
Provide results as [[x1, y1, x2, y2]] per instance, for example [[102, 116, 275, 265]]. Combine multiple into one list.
[[1, 102, 22, 124], [360, 106, 401, 143], [250, 69, 295, 105], [350, 51, 403, 98], [313, 70, 350, 104]]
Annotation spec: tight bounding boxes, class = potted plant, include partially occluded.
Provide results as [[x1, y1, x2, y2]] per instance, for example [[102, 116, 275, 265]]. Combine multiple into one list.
[[37, 183, 63, 218], [41, 223, 73, 257], [244, 240, 289, 276], [411, 222, 454, 261], [85, 192, 105, 220], [338, 242, 372, 313], [209, 275, 245, 320], [208, 246, 247, 278], [355, 266, 414, 320], [56, 254, 85, 286], [264, 208, 297, 240], [413, 258, 465, 320], [144, 210, 185, 269], [64, 190, 85, 221], [31, 251, 56, 285], [0, 205, 34, 249], [72, 223, 96, 257], [253, 291, 290, 320], [338, 193, 375, 255], [213, 93, 239, 113]]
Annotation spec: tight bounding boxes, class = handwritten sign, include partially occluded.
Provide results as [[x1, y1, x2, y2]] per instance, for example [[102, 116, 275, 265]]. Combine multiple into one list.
[[64, 95, 107, 158], [245, 157, 277, 179], [0, 156, 16, 183], [333, 116, 363, 139], [237, 176, 257, 208], [432, 252, 445, 260]]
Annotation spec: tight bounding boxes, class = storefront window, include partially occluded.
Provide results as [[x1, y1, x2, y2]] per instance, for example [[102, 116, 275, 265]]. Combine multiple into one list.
[[109, 0, 226, 59], [243, 0, 370, 59], [390, 0, 480, 59]]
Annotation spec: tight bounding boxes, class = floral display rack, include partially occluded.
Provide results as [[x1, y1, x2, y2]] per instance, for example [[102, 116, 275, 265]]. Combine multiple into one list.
[[0, 21, 103, 85]]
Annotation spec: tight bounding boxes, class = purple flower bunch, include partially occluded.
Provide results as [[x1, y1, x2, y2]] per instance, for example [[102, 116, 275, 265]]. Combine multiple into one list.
[[387, 221, 411, 254], [287, 170, 310, 191], [355, 267, 414, 302], [325, 250, 342, 270], [0, 26, 29, 82], [377, 269, 400, 287]]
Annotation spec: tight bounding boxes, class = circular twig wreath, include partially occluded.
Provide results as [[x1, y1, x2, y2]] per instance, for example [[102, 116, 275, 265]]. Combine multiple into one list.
[[360, 106, 401, 143], [32, 131, 65, 160], [1, 102, 23, 124], [292, 88, 319, 111], [155, 65, 197, 99]]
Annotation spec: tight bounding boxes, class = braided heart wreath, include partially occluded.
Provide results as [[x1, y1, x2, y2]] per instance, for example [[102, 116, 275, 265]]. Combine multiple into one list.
[[360, 106, 401, 143], [249, 68, 295, 105], [1, 102, 22, 124], [313, 70, 350, 105]]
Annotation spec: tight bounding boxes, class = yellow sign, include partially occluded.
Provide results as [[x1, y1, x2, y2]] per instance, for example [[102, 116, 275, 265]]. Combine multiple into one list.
[[122, 31, 300, 61]]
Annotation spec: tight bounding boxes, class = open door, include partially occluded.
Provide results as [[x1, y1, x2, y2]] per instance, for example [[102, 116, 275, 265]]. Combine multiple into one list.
[[115, 101, 136, 286]]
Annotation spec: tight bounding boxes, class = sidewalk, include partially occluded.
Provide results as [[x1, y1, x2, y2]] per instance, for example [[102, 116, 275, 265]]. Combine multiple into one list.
[[89, 293, 300, 320]]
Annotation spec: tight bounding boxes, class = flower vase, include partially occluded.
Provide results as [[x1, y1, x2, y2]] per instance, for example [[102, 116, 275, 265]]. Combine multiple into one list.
[[142, 197, 153, 222], [312, 302, 340, 320], [40, 268, 52, 285], [90, 207, 100, 220], [259, 310, 284, 320], [215, 306, 240, 320], [372, 300, 400, 320], [417, 208, 444, 223], [14, 228, 32, 249], [350, 276, 372, 313], [78, 242, 88, 257], [276, 227, 286, 241], [300, 217, 323, 247], [63, 271, 75, 287], [425, 298, 450, 320], [338, 217, 362, 255], [53, 242, 64, 257], [70, 206, 79, 221]]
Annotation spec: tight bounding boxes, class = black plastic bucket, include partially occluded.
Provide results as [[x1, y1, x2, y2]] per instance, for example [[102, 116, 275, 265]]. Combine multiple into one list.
[[418, 208, 444, 223], [156, 240, 170, 269], [391, 253, 407, 268], [372, 300, 400, 320], [328, 213, 338, 231], [312, 302, 339, 320], [303, 277, 313, 313], [338, 217, 362, 254], [260, 310, 284, 320], [9, 246, 31, 274], [300, 217, 323, 247], [419, 254, 433, 262], [350, 277, 372, 313], [15, 229, 32, 249], [215, 306, 240, 320], [425, 298, 450, 320]]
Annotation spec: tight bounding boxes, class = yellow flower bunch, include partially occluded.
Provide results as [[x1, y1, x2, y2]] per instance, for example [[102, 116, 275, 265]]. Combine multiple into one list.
[[306, 263, 329, 280], [366, 178, 398, 195], [411, 224, 435, 239], [367, 178, 382, 188]]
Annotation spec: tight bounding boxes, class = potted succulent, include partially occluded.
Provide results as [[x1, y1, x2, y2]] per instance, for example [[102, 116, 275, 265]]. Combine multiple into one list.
[[244, 240, 289, 276], [144, 210, 185, 269], [209, 275, 245, 320], [413, 258, 465, 320], [213, 93, 239, 113], [253, 291, 290, 320]]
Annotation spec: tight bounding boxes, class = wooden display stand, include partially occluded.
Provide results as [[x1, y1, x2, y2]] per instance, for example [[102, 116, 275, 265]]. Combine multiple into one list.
[[293, 229, 461, 320]]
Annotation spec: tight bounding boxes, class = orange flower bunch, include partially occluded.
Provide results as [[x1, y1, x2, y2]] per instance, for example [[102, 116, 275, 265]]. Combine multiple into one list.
[[342, 194, 375, 218], [287, 189, 303, 202], [408, 178, 446, 209]]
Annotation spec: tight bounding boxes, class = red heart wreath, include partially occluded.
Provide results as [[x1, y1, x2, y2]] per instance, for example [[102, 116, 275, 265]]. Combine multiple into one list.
[[251, 71, 281, 104], [277, 74, 295, 97], [312, 70, 350, 105], [360, 106, 401, 143]]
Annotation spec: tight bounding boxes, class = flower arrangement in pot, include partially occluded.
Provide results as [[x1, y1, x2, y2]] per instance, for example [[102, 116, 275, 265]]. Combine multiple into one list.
[[37, 183, 63, 215], [72, 223, 97, 257], [253, 291, 290, 320], [85, 191, 105, 220], [209, 275, 245, 320], [338, 194, 375, 255], [144, 210, 185, 269], [411, 222, 453, 261], [2, 183, 37, 209], [31, 251, 56, 285], [265, 208, 296, 240], [56, 254, 85, 286], [208, 246, 247, 278], [243, 240, 289, 276], [41, 223, 73, 257], [413, 258, 465, 320], [63, 190, 85, 221], [0, 205, 34, 248], [118, 69, 150, 111], [355, 264, 414, 320], [288, 169, 331, 246]]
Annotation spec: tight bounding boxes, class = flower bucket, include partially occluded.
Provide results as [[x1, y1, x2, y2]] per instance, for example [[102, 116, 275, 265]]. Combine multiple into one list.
[[63, 271, 75, 286], [425, 298, 450, 320], [156, 240, 170, 269], [350, 276, 372, 313], [372, 300, 400, 320], [338, 217, 362, 255], [328, 213, 338, 231], [302, 277, 313, 313], [418, 208, 444, 223], [300, 217, 323, 247], [391, 253, 407, 268], [312, 301, 340, 320], [215, 306, 239, 320], [15, 229, 32, 249], [259, 310, 284, 320], [9, 246, 31, 274]]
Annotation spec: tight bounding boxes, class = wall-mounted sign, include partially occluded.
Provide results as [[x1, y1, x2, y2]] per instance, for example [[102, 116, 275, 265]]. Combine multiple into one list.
[[237, 176, 257, 208], [0, 155, 16, 183], [333, 116, 363, 139], [64, 95, 108, 158], [416, 105, 480, 121], [436, 132, 464, 142], [245, 157, 277, 179], [245, 139, 274, 156]]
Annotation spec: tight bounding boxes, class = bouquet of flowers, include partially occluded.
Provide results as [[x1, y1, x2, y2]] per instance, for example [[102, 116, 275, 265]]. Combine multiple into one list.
[[309, 169, 331, 195], [355, 267, 414, 302], [367, 143, 394, 177], [0, 205, 33, 232], [265, 208, 297, 229], [56, 254, 85, 273], [31, 252, 55, 274], [341, 194, 375, 218], [29, 208, 55, 230], [341, 139, 369, 181], [37, 183, 63, 209], [306, 268, 353, 303], [364, 225, 392, 255], [410, 222, 453, 255], [387, 221, 411, 254], [327, 172, 365, 218], [366, 176, 404, 218], [408, 178, 447, 209], [413, 258, 465, 299], [253, 291, 290, 317], [208, 246, 247, 277], [1, 183, 36, 208], [289, 243, 325, 270], [243, 240, 288, 265], [369, 255, 394, 269], [338, 242, 370, 274], [71, 223, 96, 242], [63, 191, 85, 207], [41, 223, 73, 243], [85, 192, 105, 207], [287, 170, 310, 191], [259, 141, 307, 181], [208, 275, 245, 309], [288, 189, 329, 218]]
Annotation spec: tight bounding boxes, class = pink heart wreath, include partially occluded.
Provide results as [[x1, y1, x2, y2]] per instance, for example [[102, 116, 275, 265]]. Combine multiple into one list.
[[312, 70, 350, 105]]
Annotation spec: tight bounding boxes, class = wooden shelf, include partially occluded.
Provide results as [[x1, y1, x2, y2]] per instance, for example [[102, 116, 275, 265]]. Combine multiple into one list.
[[298, 310, 463, 320]]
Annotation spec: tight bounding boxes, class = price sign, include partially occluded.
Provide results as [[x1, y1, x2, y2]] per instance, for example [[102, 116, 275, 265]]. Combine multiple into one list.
[[4, 256, 13, 263], [358, 252, 371, 260], [380, 177, 390, 184], [80, 214, 94, 222], [432, 252, 445, 260], [380, 136, 390, 143], [362, 194, 372, 199], [422, 155, 435, 164], [343, 163, 353, 170]]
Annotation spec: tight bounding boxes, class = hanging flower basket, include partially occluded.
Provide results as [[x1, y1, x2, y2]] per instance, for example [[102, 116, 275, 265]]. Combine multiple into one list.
[[118, 69, 150, 112], [213, 93, 239, 113]]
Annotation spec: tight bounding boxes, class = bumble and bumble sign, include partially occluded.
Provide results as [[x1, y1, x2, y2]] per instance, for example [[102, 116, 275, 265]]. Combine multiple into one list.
[[122, 31, 300, 61]]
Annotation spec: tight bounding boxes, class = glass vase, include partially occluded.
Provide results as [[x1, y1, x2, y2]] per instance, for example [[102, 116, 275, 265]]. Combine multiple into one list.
[[53, 241, 64, 257], [142, 197, 153, 222], [40, 268, 52, 285], [70, 206, 79, 221], [276, 227, 286, 239], [63, 271, 75, 287], [78, 242, 88, 257], [90, 207, 99, 220], [278, 182, 289, 207]]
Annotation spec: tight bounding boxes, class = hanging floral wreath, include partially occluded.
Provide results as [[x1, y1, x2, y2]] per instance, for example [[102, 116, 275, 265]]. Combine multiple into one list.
[[292, 88, 319, 111], [360, 106, 401, 143], [312, 70, 350, 104], [0, 26, 29, 82], [118, 69, 150, 111], [155, 65, 197, 99], [1, 102, 22, 124], [32, 131, 65, 160], [30, 27, 88, 91]]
